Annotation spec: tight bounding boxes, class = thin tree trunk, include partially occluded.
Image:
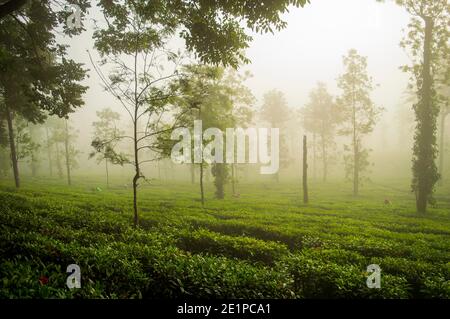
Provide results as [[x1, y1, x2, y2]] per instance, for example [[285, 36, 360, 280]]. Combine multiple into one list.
[[46, 126, 53, 177], [132, 117, 140, 227], [132, 48, 140, 227], [303, 135, 309, 204], [64, 119, 71, 186], [5, 107, 19, 188], [132, 169, 139, 226], [132, 100, 141, 226], [416, 17, 434, 214]]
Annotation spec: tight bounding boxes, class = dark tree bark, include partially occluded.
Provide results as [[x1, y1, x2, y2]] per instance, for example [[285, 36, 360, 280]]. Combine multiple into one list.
[[415, 17, 435, 214], [132, 110, 139, 227], [5, 106, 19, 188], [303, 135, 309, 204]]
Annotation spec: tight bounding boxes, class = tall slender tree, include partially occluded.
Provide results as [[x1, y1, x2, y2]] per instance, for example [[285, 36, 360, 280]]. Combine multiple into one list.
[[393, 0, 449, 212], [337, 49, 382, 196]]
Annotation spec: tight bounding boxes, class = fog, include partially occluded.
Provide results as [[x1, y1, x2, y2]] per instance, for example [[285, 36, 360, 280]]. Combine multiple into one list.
[[1, 0, 449, 301], [5, 0, 449, 184]]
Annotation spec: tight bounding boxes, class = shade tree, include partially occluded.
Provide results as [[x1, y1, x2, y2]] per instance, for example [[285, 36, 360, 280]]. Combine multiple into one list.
[[0, 0, 89, 187]]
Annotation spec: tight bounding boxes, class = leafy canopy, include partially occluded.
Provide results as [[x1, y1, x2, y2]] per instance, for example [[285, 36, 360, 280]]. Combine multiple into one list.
[[94, 0, 310, 68]]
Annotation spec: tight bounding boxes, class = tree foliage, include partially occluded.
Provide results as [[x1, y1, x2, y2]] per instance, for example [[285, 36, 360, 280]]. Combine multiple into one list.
[[337, 49, 382, 195], [260, 89, 291, 179], [0, 0, 89, 187], [393, 0, 449, 212], [301, 82, 341, 181]]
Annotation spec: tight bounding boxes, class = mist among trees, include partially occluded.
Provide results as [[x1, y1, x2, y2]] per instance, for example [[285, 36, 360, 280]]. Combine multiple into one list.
[[0, 0, 449, 301]]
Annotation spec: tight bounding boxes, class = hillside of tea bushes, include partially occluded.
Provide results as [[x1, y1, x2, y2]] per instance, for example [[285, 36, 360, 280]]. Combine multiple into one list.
[[0, 178, 449, 299]]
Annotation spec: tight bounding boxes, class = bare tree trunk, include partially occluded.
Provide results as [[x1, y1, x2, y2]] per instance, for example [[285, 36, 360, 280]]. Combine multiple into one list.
[[132, 49, 141, 227], [5, 107, 19, 188], [303, 135, 309, 204], [132, 124, 140, 227], [64, 119, 71, 186], [132, 107, 140, 226], [45, 126, 53, 177]]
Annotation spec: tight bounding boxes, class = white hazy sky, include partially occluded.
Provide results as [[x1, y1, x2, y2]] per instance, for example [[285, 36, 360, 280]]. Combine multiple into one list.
[[244, 0, 411, 110], [66, 0, 413, 146]]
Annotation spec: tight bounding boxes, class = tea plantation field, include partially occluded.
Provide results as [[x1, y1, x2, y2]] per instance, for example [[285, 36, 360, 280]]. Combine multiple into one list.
[[0, 177, 449, 299]]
